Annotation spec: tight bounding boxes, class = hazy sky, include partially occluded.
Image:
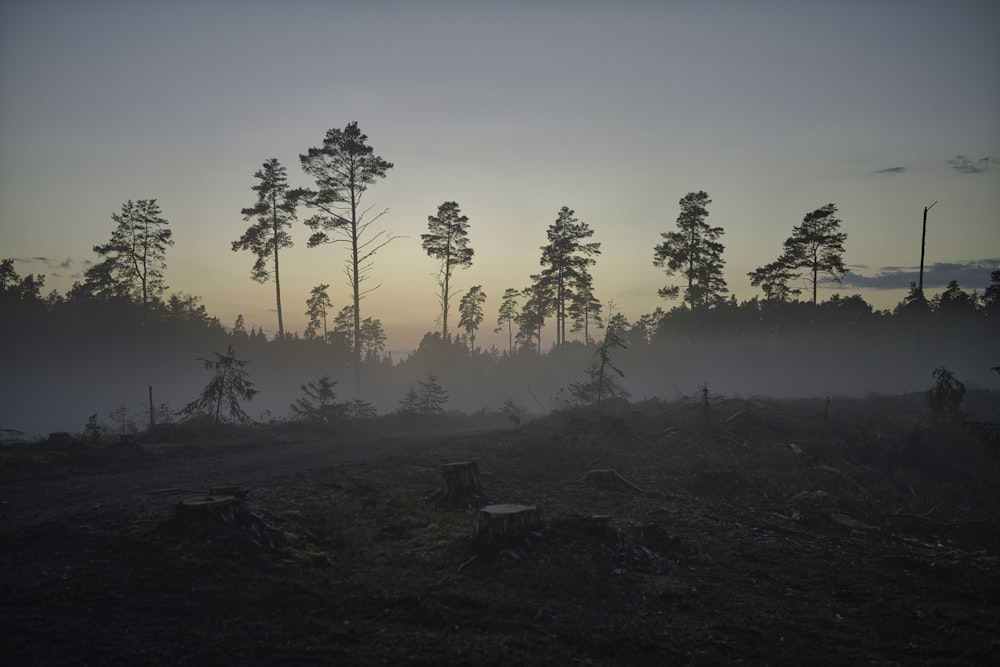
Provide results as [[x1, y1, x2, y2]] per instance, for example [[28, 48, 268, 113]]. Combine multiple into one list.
[[2, 0, 998, 355]]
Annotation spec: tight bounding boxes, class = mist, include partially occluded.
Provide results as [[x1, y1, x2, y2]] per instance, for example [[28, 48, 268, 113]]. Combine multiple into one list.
[[3, 287, 998, 440]]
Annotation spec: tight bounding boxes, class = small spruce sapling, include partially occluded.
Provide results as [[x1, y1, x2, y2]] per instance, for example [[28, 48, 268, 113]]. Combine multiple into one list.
[[927, 367, 965, 426], [181, 344, 259, 425]]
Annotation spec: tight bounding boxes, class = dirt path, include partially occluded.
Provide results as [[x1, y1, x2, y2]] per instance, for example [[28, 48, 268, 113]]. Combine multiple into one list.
[[0, 432, 448, 530]]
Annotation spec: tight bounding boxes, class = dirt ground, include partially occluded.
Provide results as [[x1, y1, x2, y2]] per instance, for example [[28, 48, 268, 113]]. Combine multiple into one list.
[[2, 395, 999, 665]]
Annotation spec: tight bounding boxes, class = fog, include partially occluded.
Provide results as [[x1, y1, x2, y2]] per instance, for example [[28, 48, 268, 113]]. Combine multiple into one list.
[[3, 302, 998, 440]]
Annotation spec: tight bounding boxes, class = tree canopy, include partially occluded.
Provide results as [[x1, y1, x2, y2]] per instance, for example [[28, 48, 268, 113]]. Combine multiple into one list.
[[653, 191, 727, 309]]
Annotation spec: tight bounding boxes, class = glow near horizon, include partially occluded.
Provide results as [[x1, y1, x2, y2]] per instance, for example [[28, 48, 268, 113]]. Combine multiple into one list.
[[1, 1, 998, 355]]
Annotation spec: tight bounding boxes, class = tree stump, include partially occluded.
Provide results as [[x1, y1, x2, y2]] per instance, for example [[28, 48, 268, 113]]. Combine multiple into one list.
[[476, 504, 543, 547], [431, 461, 482, 504], [208, 485, 249, 501], [175, 495, 242, 524]]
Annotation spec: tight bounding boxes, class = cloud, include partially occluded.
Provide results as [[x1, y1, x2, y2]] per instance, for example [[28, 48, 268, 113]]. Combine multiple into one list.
[[57, 257, 73, 269], [838, 259, 999, 290], [947, 155, 998, 174], [872, 166, 906, 174]]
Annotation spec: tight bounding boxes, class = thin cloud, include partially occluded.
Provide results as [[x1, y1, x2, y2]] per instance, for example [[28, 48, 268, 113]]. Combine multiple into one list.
[[947, 155, 998, 174], [839, 259, 999, 290], [57, 257, 73, 269], [872, 166, 906, 174]]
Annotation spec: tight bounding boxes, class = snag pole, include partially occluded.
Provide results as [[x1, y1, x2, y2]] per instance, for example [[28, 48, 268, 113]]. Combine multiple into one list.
[[918, 201, 937, 293]]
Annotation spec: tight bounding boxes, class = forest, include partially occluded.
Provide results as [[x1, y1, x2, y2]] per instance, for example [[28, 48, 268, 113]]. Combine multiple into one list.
[[1, 122, 998, 440]]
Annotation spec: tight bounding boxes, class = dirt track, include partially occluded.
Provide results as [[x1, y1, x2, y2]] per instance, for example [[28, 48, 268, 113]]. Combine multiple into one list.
[[0, 433, 445, 531]]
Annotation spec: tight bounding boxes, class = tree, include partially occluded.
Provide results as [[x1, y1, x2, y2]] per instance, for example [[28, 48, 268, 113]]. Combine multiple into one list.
[[416, 371, 449, 415], [568, 269, 603, 345], [360, 316, 387, 362], [290, 375, 346, 423], [516, 278, 554, 356], [305, 283, 333, 341], [495, 287, 520, 356], [780, 203, 847, 305], [233, 158, 297, 341], [748, 259, 801, 302], [181, 344, 258, 425], [928, 367, 965, 426], [983, 270, 1000, 313], [568, 309, 629, 411], [458, 285, 487, 352], [653, 191, 727, 310], [933, 280, 977, 319], [398, 384, 421, 414], [92, 199, 173, 310], [539, 207, 601, 345], [421, 201, 474, 339], [298, 122, 394, 398]]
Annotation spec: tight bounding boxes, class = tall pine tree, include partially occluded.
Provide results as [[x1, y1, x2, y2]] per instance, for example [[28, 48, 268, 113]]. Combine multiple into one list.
[[233, 158, 296, 341]]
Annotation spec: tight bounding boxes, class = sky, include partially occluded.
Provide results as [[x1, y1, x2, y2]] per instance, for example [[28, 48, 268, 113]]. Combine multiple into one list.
[[2, 0, 998, 356]]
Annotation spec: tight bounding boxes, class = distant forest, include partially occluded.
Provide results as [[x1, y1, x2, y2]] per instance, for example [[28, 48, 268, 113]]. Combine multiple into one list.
[[2, 122, 998, 437]]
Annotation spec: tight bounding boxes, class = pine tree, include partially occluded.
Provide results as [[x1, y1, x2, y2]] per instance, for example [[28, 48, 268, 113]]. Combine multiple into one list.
[[780, 203, 847, 305], [233, 158, 296, 341], [290, 375, 346, 423], [421, 201, 474, 339], [298, 122, 394, 398], [653, 191, 727, 309], [91, 199, 173, 311], [416, 371, 449, 415], [539, 207, 601, 345], [495, 287, 520, 357], [305, 283, 333, 341], [181, 344, 258, 425], [458, 285, 487, 352], [568, 269, 603, 345]]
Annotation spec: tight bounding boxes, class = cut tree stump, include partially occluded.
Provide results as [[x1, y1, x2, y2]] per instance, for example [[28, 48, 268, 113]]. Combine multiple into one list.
[[175, 495, 242, 524], [430, 461, 482, 504], [476, 504, 543, 547], [174, 489, 285, 549]]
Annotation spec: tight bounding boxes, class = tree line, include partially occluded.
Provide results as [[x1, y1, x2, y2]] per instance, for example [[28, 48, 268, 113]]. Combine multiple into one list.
[[3, 120, 999, 428]]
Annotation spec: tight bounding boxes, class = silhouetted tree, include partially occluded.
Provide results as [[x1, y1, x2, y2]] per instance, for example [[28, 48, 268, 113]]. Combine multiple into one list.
[[92, 199, 173, 311], [360, 316, 387, 362], [983, 270, 1000, 314], [495, 287, 520, 356], [305, 283, 333, 341], [928, 367, 965, 425], [298, 122, 394, 397], [181, 344, 258, 425], [568, 269, 602, 345], [290, 375, 346, 423], [780, 203, 847, 305], [458, 285, 487, 352], [233, 158, 296, 341], [421, 201, 474, 339], [568, 309, 629, 411], [653, 191, 727, 309], [398, 384, 421, 414], [517, 278, 554, 356], [0, 259, 45, 303], [748, 259, 801, 302], [416, 371, 449, 415], [539, 207, 601, 345], [933, 280, 977, 319]]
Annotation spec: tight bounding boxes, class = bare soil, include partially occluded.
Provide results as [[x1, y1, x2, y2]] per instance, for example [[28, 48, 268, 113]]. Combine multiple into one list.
[[2, 396, 999, 665]]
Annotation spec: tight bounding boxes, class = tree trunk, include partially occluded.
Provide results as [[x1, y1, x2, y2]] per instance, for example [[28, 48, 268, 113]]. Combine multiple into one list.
[[476, 504, 543, 547]]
